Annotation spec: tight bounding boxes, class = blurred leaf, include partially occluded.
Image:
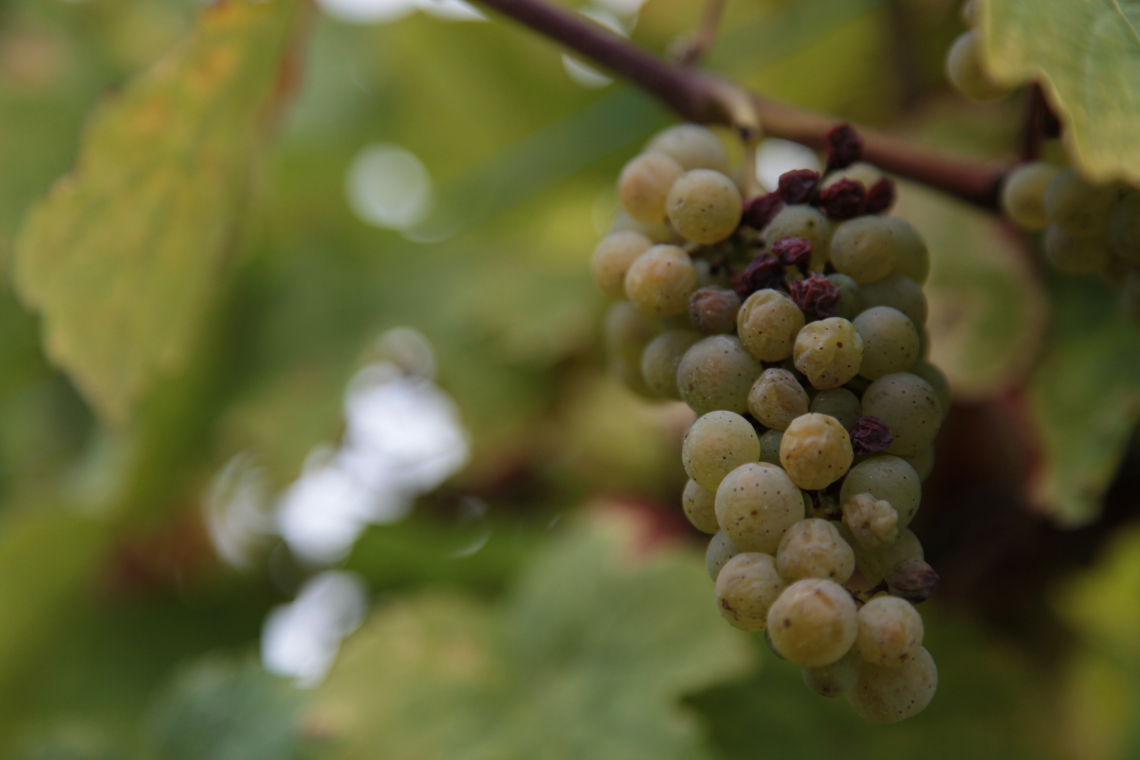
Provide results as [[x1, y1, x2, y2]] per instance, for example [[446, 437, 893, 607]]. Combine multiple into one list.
[[1025, 276, 1140, 526], [143, 655, 310, 760], [13, 0, 309, 426], [896, 182, 1048, 401], [316, 516, 754, 760], [983, 0, 1140, 185]]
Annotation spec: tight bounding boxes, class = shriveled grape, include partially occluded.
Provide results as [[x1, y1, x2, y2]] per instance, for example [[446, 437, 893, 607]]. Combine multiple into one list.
[[766, 579, 859, 667], [715, 553, 786, 631], [779, 413, 854, 490], [737, 289, 806, 362], [748, 368, 809, 431], [792, 317, 864, 389], [776, 518, 856, 583]]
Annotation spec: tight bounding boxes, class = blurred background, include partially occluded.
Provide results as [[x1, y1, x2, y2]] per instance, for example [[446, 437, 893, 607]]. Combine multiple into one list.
[[0, 0, 1138, 757]]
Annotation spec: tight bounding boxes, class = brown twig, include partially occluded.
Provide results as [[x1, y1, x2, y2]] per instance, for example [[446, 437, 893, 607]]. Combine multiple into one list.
[[474, 0, 1006, 211], [678, 0, 727, 66]]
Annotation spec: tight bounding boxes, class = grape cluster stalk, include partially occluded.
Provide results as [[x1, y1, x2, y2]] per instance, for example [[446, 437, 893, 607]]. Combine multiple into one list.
[[592, 121, 948, 723]]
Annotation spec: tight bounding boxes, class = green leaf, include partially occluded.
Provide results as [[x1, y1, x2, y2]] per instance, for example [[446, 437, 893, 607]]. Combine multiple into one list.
[[982, 0, 1140, 185], [1025, 274, 1140, 526], [13, 0, 308, 426], [316, 516, 755, 760], [143, 655, 310, 760]]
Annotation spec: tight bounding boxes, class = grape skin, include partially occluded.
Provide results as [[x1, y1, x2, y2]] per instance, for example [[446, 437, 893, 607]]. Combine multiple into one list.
[[603, 302, 660, 397], [827, 273, 865, 321], [792, 317, 864, 390], [715, 553, 787, 631], [683, 479, 721, 534], [591, 231, 653, 300], [803, 647, 863, 698], [856, 597, 924, 667], [682, 411, 761, 491], [945, 30, 1011, 103], [852, 527, 924, 584], [766, 579, 859, 667], [706, 530, 744, 581], [1045, 168, 1118, 236], [901, 445, 935, 481], [861, 373, 942, 456], [839, 455, 922, 529], [853, 307, 920, 380], [646, 123, 730, 174], [881, 216, 930, 285], [910, 361, 951, 422], [737, 289, 806, 362], [748, 368, 809, 431], [842, 493, 898, 547], [758, 429, 783, 465], [830, 216, 896, 285], [779, 413, 854, 491], [1001, 161, 1060, 230], [641, 330, 701, 399], [666, 169, 744, 245], [618, 151, 685, 224], [860, 274, 928, 329], [714, 462, 804, 553], [625, 245, 699, 318], [776, 518, 856, 583], [1044, 224, 1112, 275], [810, 388, 862, 431], [847, 646, 937, 723], [677, 335, 763, 415], [763, 205, 833, 271]]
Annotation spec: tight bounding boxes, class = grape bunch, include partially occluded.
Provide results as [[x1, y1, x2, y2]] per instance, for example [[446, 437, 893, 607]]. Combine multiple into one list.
[[592, 122, 948, 723]]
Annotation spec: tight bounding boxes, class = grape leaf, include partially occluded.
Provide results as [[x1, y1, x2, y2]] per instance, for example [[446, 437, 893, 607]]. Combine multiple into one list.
[[1024, 274, 1140, 526], [982, 0, 1140, 185], [315, 516, 754, 760], [13, 0, 308, 426]]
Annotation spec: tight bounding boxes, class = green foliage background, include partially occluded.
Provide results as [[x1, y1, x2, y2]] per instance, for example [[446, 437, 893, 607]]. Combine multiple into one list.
[[0, 0, 1138, 757]]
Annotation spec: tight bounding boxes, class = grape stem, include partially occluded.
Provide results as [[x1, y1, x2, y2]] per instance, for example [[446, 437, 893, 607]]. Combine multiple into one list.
[[473, 0, 1006, 210]]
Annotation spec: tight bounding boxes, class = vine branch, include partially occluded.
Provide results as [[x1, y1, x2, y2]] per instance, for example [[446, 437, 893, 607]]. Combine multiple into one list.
[[474, 0, 1006, 211]]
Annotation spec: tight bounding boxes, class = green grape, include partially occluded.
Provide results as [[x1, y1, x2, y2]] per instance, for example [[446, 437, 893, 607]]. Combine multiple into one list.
[[803, 647, 863, 698], [910, 361, 951, 422], [689, 286, 741, 334], [856, 597, 923, 668], [847, 646, 937, 723], [646, 123, 730, 174], [609, 209, 678, 244], [853, 307, 920, 380], [715, 553, 787, 631], [842, 493, 898, 547], [624, 245, 699, 318], [900, 445, 935, 482], [618, 151, 685, 224], [1107, 190, 1140, 265], [1001, 161, 1060, 230], [1045, 168, 1118, 236], [840, 455, 921, 529], [683, 479, 721, 534], [776, 518, 856, 583], [830, 216, 896, 285], [682, 410, 761, 491], [780, 413, 854, 490], [792, 317, 864, 390], [641, 330, 701, 399], [603, 302, 660, 397], [810, 388, 862, 430], [737, 289, 806, 362], [861, 373, 942, 456], [860, 274, 928, 329], [763, 205, 833, 271], [591, 230, 654, 300], [852, 527, 924, 584], [881, 216, 930, 285], [945, 30, 1012, 103], [706, 530, 744, 581], [748, 368, 809, 431], [766, 579, 859, 667], [822, 161, 884, 192], [758, 429, 784, 465], [677, 335, 763, 415], [1044, 224, 1112, 274], [666, 169, 744, 245], [715, 462, 804, 553], [827, 273, 865, 321]]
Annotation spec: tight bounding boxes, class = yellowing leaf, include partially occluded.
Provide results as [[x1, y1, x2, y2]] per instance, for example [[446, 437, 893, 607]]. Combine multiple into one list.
[[315, 517, 755, 760], [983, 0, 1140, 185], [13, 0, 307, 426]]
